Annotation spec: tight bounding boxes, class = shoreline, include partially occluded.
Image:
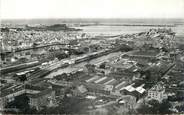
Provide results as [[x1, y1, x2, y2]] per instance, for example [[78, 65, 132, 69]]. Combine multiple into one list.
[[79, 24, 177, 27]]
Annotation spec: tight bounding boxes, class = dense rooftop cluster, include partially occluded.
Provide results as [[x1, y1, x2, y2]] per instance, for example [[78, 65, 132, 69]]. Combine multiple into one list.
[[0, 26, 184, 114]]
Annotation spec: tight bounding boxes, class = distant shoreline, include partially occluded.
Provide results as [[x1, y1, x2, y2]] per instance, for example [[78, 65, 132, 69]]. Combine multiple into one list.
[[1, 18, 184, 25], [79, 24, 176, 27]]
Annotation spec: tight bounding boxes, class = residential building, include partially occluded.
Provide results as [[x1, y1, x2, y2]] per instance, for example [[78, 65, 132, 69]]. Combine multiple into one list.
[[147, 84, 167, 102], [28, 89, 56, 110]]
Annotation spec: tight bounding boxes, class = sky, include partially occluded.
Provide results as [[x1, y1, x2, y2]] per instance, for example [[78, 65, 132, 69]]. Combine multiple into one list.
[[0, 0, 184, 19]]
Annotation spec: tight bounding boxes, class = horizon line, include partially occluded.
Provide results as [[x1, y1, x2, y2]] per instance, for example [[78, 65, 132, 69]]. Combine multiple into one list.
[[1, 17, 184, 21]]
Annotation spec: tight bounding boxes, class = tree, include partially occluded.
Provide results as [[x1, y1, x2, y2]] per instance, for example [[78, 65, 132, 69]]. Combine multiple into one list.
[[99, 62, 106, 69], [19, 75, 27, 82], [148, 99, 160, 114], [137, 99, 172, 114], [5, 94, 32, 114], [136, 103, 151, 114], [159, 99, 172, 114], [85, 64, 96, 74], [175, 104, 184, 112]]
